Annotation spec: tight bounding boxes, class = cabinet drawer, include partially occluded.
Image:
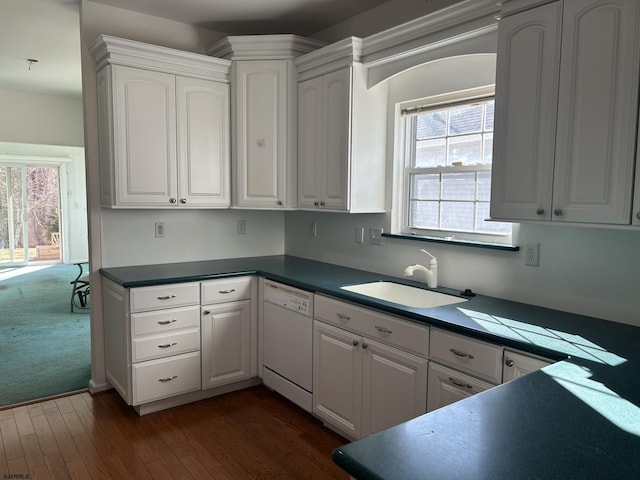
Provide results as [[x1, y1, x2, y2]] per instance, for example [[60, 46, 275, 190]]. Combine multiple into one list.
[[130, 282, 200, 313], [132, 351, 201, 405], [132, 328, 200, 363], [132, 306, 200, 336], [201, 276, 251, 304], [427, 361, 494, 412], [315, 295, 429, 357], [430, 329, 502, 384]]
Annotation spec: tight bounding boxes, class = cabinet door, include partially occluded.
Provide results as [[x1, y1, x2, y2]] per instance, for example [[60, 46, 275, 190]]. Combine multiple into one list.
[[361, 339, 427, 437], [313, 320, 363, 439], [552, 0, 640, 224], [234, 61, 289, 208], [112, 65, 177, 206], [490, 2, 561, 221], [176, 77, 230, 207], [321, 68, 351, 211], [502, 350, 552, 383], [427, 362, 494, 412], [297, 76, 323, 209], [201, 300, 251, 389]]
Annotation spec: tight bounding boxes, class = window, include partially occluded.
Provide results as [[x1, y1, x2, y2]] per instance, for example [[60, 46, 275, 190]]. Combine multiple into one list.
[[401, 95, 511, 243]]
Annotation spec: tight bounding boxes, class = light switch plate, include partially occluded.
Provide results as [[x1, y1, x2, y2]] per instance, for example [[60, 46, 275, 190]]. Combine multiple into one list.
[[155, 222, 165, 238]]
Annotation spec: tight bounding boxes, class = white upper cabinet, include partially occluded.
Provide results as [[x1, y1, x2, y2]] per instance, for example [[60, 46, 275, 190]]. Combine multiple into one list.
[[207, 35, 325, 210], [233, 60, 294, 209], [176, 77, 230, 207], [296, 38, 388, 213], [491, 0, 640, 225], [91, 35, 231, 209]]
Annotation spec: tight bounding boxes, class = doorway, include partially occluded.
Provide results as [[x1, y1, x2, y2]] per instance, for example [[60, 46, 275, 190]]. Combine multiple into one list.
[[0, 164, 61, 266]]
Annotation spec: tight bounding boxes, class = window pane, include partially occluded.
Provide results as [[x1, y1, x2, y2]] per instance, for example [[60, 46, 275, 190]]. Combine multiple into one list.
[[410, 201, 439, 228], [402, 96, 509, 239], [483, 132, 493, 165], [448, 134, 482, 165], [484, 103, 494, 131], [442, 172, 475, 200], [411, 174, 440, 200], [477, 171, 491, 201], [441, 201, 474, 231], [449, 104, 483, 136], [415, 138, 446, 167], [416, 110, 447, 139]]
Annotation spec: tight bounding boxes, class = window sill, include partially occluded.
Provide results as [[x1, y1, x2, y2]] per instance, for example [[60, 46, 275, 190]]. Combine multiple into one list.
[[382, 233, 520, 251]]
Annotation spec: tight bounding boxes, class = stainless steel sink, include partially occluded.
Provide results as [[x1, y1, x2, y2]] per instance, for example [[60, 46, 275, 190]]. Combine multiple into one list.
[[341, 281, 467, 309]]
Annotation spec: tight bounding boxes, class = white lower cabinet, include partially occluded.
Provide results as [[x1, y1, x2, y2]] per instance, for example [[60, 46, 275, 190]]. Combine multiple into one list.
[[103, 275, 257, 415], [201, 276, 253, 389], [312, 297, 428, 440], [201, 300, 252, 389], [427, 362, 494, 412], [103, 279, 202, 408], [502, 349, 552, 383]]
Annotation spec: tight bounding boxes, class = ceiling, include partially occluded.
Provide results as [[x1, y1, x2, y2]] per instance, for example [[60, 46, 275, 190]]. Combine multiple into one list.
[[0, 0, 390, 99]]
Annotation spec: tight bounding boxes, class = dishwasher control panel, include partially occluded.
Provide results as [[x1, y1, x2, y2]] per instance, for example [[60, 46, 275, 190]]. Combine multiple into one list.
[[263, 280, 313, 317]]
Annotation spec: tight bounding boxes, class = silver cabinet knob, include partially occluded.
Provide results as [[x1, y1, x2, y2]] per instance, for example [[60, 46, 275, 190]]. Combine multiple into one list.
[[169, 197, 177, 204], [352, 340, 359, 347], [203, 310, 211, 315], [277, 200, 283, 206], [362, 342, 368, 349], [553, 208, 562, 216], [314, 201, 319, 206], [320, 201, 325, 207], [636, 211, 640, 221], [536, 208, 545, 215], [505, 358, 514, 367], [180, 198, 187, 204]]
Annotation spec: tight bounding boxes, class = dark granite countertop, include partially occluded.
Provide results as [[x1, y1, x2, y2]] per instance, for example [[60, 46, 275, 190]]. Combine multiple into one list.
[[101, 255, 640, 479]]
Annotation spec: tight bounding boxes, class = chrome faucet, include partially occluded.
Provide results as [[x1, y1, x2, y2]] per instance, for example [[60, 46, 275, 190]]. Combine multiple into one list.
[[403, 249, 438, 288]]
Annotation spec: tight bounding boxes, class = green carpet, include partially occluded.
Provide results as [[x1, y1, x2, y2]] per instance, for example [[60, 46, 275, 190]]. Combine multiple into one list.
[[0, 264, 91, 406]]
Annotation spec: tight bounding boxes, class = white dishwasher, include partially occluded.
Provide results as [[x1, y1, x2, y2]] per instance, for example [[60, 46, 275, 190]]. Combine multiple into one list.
[[262, 280, 313, 412]]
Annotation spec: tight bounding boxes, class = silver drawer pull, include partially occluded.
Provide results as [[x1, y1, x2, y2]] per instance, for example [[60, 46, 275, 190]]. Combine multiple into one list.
[[158, 342, 177, 349], [336, 313, 351, 320], [158, 376, 178, 383], [375, 325, 392, 334], [218, 289, 236, 294], [157, 295, 177, 300], [450, 348, 474, 359], [157, 319, 177, 325], [449, 377, 473, 389]]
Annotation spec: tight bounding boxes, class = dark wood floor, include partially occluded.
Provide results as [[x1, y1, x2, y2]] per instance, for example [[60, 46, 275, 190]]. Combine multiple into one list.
[[0, 386, 350, 479]]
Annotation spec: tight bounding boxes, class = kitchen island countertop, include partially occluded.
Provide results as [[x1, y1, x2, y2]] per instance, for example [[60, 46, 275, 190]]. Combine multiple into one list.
[[101, 255, 640, 479]]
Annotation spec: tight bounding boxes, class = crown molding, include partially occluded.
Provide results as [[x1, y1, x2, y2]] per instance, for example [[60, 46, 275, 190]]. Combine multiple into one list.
[[359, 0, 500, 87], [206, 34, 325, 60], [294, 37, 363, 81], [362, 0, 500, 64], [90, 35, 232, 83]]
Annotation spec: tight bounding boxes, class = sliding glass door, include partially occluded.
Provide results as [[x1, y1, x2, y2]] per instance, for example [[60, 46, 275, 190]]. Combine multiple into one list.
[[0, 165, 60, 266]]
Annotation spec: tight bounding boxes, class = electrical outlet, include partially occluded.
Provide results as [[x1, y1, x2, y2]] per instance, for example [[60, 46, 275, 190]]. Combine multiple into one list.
[[155, 222, 165, 238], [369, 227, 383, 245], [355, 226, 364, 244], [525, 242, 540, 266], [237, 219, 246, 235]]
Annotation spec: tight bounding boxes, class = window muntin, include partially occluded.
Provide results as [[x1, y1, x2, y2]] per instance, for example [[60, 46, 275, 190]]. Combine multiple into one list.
[[403, 98, 511, 239]]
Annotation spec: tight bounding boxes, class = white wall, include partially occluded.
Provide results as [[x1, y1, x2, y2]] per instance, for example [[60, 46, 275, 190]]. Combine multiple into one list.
[[285, 50, 640, 328], [0, 89, 84, 147], [80, 0, 287, 390], [100, 209, 284, 267]]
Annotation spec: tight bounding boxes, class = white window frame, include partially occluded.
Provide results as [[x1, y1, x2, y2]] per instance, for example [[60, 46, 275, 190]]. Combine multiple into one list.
[[396, 88, 513, 245]]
